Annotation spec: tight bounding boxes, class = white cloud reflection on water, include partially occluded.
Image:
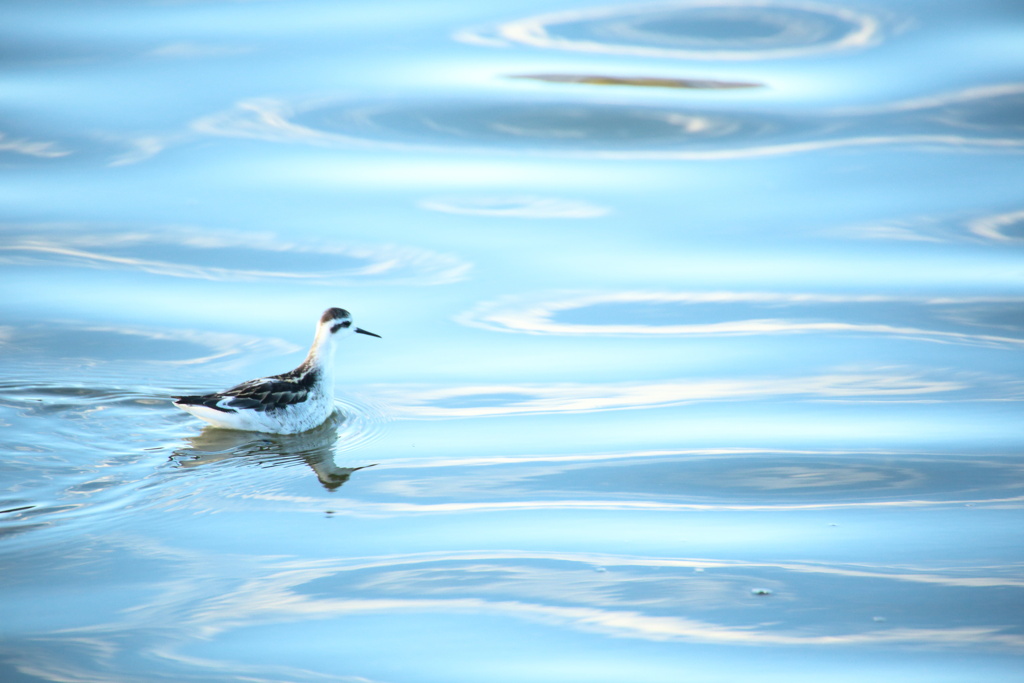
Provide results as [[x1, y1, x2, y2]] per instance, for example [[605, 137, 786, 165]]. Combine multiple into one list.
[[113, 547, 1024, 651], [830, 83, 1024, 117], [0, 225, 470, 285], [454, 0, 885, 62], [369, 369, 1021, 420], [419, 195, 609, 219], [457, 291, 1024, 347], [255, 549, 1024, 590], [146, 42, 255, 59], [190, 85, 1024, 162], [243, 490, 1024, 516], [386, 377, 962, 418], [969, 209, 1024, 244], [188, 597, 1024, 648], [0, 133, 72, 159], [108, 135, 172, 167], [830, 206, 1024, 246]]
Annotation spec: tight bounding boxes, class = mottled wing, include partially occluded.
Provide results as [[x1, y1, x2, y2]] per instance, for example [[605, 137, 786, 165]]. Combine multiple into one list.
[[219, 374, 314, 413], [174, 365, 319, 414]]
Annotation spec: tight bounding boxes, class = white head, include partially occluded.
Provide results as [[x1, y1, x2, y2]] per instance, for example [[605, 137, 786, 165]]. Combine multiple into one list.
[[302, 308, 379, 375], [318, 307, 381, 342]]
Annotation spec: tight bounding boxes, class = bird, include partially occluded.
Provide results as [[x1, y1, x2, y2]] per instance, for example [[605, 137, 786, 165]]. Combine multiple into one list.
[[172, 307, 380, 434]]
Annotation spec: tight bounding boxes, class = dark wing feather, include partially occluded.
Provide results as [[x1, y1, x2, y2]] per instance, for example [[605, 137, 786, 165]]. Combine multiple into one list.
[[175, 365, 320, 413], [221, 366, 320, 413]]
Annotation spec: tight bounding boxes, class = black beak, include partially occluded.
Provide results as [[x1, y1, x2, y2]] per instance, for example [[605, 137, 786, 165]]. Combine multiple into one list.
[[355, 327, 381, 338]]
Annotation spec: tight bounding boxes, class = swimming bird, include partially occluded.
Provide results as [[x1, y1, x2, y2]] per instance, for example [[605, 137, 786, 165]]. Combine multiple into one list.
[[173, 308, 380, 434]]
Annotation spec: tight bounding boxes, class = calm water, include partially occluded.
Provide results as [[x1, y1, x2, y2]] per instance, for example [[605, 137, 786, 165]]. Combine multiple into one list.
[[3, 0, 1024, 681]]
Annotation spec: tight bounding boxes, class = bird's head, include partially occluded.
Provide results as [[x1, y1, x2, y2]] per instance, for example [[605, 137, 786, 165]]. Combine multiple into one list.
[[319, 307, 381, 340]]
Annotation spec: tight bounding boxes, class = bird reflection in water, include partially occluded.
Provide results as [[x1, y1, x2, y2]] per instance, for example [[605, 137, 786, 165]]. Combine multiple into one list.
[[172, 411, 374, 490]]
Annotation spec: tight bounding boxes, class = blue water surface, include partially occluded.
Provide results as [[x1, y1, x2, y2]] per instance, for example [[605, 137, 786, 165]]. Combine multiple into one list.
[[2, 0, 1023, 681]]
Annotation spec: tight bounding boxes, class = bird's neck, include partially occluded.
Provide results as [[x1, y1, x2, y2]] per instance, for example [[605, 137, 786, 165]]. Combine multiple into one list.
[[303, 329, 337, 382]]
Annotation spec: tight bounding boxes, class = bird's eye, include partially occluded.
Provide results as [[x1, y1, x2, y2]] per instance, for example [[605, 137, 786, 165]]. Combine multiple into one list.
[[330, 321, 352, 334]]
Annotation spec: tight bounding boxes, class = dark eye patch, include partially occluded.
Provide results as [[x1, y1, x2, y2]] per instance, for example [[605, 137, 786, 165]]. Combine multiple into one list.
[[330, 321, 352, 333]]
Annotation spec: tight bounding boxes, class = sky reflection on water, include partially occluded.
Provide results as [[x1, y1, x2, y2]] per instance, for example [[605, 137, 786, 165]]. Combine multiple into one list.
[[0, 224, 470, 285], [459, 290, 1024, 345], [195, 84, 1024, 160], [2, 0, 1024, 681], [458, 1, 885, 61]]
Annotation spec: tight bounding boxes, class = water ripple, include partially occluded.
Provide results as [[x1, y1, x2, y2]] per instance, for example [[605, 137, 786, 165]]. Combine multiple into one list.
[[0, 381, 385, 538], [170, 551, 1024, 650], [458, 291, 1024, 347], [196, 88, 1024, 160], [834, 206, 1024, 246], [456, 0, 884, 61], [6, 543, 1021, 683], [0, 383, 180, 541], [420, 195, 610, 219], [291, 99, 792, 153], [371, 369, 1020, 419], [0, 224, 469, 286], [0, 321, 298, 365], [368, 449, 1024, 510]]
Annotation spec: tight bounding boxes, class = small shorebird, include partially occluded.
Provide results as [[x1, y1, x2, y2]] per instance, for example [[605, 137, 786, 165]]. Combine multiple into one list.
[[173, 308, 380, 434]]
